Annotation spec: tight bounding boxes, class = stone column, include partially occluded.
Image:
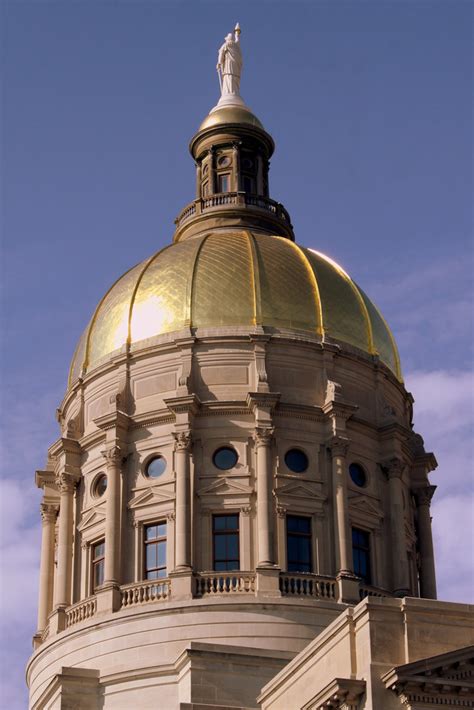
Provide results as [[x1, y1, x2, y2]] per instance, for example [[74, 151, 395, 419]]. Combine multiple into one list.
[[54, 473, 77, 608], [254, 427, 274, 567], [386, 458, 410, 596], [102, 444, 122, 585], [37, 504, 58, 632], [329, 437, 353, 575], [195, 161, 202, 199], [174, 431, 192, 571], [414, 485, 437, 599], [208, 147, 216, 195], [240, 506, 252, 570], [232, 142, 240, 192]]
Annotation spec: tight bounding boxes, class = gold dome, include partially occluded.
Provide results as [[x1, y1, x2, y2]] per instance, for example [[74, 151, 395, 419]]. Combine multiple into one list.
[[199, 106, 264, 131], [69, 232, 401, 386]]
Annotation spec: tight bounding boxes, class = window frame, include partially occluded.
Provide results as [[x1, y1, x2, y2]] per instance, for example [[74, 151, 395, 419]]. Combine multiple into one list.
[[217, 173, 231, 193], [212, 513, 240, 572], [286, 515, 312, 573], [91, 539, 105, 592], [143, 521, 168, 581]]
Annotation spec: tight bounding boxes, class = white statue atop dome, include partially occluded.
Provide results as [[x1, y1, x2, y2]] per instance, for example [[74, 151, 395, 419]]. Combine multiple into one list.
[[217, 23, 242, 98]]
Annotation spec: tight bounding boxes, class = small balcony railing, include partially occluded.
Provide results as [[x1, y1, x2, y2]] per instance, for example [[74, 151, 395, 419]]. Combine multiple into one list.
[[65, 595, 97, 628], [195, 571, 256, 597], [174, 192, 292, 231], [120, 579, 171, 608], [279, 573, 337, 600]]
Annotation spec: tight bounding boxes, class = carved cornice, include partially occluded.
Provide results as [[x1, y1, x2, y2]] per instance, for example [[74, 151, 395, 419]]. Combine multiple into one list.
[[413, 485, 437, 507], [93, 409, 130, 433], [173, 431, 193, 452], [35, 470, 56, 490], [254, 426, 274, 448], [40, 503, 59, 524], [304, 677, 366, 710]]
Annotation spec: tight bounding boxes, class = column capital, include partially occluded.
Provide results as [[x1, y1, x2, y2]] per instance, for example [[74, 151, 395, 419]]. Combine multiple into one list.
[[173, 431, 192, 452], [166, 511, 176, 522], [55, 472, 79, 494], [101, 444, 123, 466], [40, 503, 59, 524], [240, 505, 252, 517], [414, 485, 437, 507], [327, 435, 350, 457], [383, 457, 406, 480], [276, 504, 287, 518], [254, 426, 274, 448]]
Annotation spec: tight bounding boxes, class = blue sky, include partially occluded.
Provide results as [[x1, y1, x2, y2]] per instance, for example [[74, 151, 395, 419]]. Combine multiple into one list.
[[1, 1, 473, 706]]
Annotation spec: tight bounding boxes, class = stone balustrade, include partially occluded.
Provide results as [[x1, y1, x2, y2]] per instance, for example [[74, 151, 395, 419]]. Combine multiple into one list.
[[174, 192, 292, 229], [195, 571, 256, 596], [120, 579, 171, 608], [279, 573, 337, 600], [359, 583, 389, 600], [65, 596, 97, 628]]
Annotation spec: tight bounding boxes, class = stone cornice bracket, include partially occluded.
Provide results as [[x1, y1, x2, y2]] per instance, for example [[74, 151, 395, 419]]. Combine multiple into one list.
[[246, 391, 280, 411], [327, 435, 350, 458], [413, 485, 437, 507], [40, 503, 59, 524], [249, 334, 271, 392], [93, 410, 130, 436], [164, 394, 201, 418], [240, 505, 252, 516], [382, 457, 406, 480], [174, 337, 196, 392], [173, 431, 193, 452], [276, 504, 287, 518], [253, 426, 274, 448], [35, 469, 56, 490]]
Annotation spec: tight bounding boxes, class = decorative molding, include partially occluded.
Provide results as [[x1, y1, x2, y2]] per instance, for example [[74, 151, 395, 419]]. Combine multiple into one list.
[[101, 444, 123, 466], [55, 472, 79, 494], [166, 511, 176, 522], [413, 485, 437, 507], [198, 477, 253, 497], [254, 426, 274, 448], [327, 435, 350, 458], [77, 508, 106, 533], [128, 487, 175, 510], [383, 457, 406, 480], [240, 505, 252, 516], [276, 504, 287, 518], [304, 677, 366, 710], [40, 503, 59, 525], [173, 431, 192, 452]]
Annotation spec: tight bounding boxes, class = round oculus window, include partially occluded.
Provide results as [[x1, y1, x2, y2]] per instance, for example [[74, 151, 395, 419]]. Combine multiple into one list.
[[217, 155, 231, 168], [349, 463, 367, 487], [145, 456, 167, 479], [93, 473, 107, 498], [284, 448, 309, 473], [213, 447, 238, 470]]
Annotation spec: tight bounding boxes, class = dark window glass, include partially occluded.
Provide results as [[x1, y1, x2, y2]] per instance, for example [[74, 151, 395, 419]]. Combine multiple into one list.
[[92, 540, 105, 591], [93, 474, 107, 498], [144, 522, 167, 580], [285, 449, 309, 473], [213, 514, 239, 571], [146, 456, 167, 479], [352, 527, 371, 584], [349, 463, 367, 487], [286, 515, 312, 573], [213, 447, 238, 470], [218, 174, 230, 193], [242, 175, 255, 193]]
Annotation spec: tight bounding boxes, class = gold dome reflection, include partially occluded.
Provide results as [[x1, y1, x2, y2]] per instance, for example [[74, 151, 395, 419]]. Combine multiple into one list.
[[131, 294, 176, 343]]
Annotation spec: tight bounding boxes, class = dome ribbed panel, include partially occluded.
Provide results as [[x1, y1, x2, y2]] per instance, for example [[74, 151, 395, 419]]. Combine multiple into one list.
[[357, 286, 401, 380], [131, 239, 202, 341], [304, 249, 369, 353], [191, 232, 255, 327], [87, 262, 144, 367], [68, 323, 89, 387], [254, 235, 318, 331]]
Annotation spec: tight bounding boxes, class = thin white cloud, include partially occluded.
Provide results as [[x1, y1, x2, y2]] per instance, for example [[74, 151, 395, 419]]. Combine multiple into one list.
[[406, 369, 474, 603]]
